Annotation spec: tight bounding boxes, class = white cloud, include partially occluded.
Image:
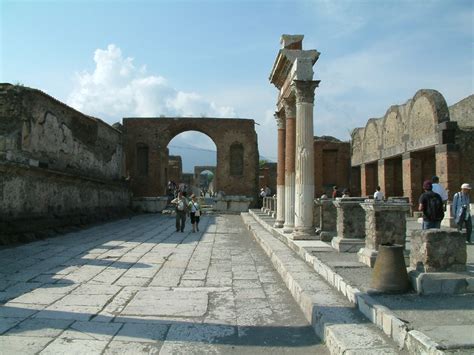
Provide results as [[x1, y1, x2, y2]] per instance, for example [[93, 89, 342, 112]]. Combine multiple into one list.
[[67, 44, 235, 122]]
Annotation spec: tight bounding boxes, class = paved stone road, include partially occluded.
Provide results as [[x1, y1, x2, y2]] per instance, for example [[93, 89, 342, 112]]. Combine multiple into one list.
[[0, 214, 327, 354]]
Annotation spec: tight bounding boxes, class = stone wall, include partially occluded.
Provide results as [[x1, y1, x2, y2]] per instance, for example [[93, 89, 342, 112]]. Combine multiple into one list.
[[449, 94, 474, 128], [124, 117, 259, 200], [314, 136, 350, 196], [450, 96, 474, 186], [351, 89, 449, 166], [0, 84, 130, 243]]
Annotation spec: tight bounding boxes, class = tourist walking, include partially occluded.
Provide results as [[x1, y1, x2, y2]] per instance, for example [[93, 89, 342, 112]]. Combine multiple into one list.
[[432, 176, 448, 210], [171, 191, 188, 232], [453, 183, 472, 243], [374, 186, 384, 201], [418, 180, 444, 229], [188, 194, 202, 232]]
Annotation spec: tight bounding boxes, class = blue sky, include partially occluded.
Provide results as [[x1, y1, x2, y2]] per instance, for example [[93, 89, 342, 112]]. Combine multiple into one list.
[[1, 0, 473, 169]]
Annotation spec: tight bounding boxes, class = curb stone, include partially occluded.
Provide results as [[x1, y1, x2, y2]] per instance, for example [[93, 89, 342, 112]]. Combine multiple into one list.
[[246, 209, 466, 355], [241, 212, 403, 355]]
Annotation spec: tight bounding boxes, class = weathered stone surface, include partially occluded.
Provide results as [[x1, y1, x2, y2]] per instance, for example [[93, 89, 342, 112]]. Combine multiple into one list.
[[0, 84, 130, 244], [314, 198, 337, 240], [410, 229, 467, 272], [124, 117, 259, 200], [334, 198, 366, 239]]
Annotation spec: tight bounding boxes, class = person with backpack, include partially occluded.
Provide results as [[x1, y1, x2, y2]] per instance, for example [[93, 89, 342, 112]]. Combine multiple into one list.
[[452, 183, 472, 243], [171, 191, 188, 232], [418, 180, 444, 230]]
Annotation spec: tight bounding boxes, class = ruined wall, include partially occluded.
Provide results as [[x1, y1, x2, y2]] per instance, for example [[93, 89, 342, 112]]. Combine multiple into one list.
[[259, 162, 277, 193], [314, 136, 350, 196], [0, 84, 130, 242], [124, 117, 259, 200], [450, 95, 474, 186], [351, 89, 450, 166], [449, 94, 474, 128]]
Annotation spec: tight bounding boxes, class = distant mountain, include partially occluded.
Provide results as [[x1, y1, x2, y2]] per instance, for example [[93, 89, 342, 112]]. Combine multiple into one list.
[[168, 144, 217, 173]]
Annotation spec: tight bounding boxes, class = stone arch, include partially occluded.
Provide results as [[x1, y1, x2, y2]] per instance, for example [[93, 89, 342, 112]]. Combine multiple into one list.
[[363, 119, 380, 163], [124, 117, 258, 198], [381, 106, 403, 157], [350, 128, 364, 166], [407, 89, 449, 150]]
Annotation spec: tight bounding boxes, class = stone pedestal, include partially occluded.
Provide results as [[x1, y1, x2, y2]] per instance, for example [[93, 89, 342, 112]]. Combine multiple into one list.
[[409, 229, 469, 294], [358, 200, 411, 267], [441, 202, 457, 228], [410, 229, 466, 272], [215, 196, 253, 212], [314, 198, 337, 242], [331, 198, 366, 252]]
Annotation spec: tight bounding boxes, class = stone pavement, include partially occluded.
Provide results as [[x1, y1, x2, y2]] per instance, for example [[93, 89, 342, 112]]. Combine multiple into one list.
[[246, 209, 474, 354], [0, 214, 328, 354]]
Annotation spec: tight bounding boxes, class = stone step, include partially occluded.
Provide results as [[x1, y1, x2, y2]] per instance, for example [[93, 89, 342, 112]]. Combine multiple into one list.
[[241, 212, 404, 355]]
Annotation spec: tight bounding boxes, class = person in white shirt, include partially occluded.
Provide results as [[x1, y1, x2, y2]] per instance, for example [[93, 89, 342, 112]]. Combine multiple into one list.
[[374, 186, 384, 201], [432, 176, 448, 210]]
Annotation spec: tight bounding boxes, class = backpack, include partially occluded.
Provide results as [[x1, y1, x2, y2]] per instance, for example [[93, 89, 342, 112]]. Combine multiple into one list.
[[425, 193, 444, 221]]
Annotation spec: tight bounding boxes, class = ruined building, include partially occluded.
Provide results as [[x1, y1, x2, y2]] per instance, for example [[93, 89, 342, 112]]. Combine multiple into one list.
[[0, 84, 129, 243], [351, 90, 474, 206]]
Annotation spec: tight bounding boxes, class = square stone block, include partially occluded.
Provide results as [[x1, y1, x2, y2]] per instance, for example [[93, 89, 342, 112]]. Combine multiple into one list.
[[121, 289, 208, 317], [410, 229, 466, 272]]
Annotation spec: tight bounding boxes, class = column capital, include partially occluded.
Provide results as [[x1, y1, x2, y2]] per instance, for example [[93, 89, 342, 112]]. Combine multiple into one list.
[[292, 80, 320, 104], [274, 111, 286, 129], [282, 95, 296, 118]]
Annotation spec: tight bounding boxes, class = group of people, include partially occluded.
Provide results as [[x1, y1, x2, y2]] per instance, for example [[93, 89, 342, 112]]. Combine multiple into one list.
[[418, 176, 472, 243], [170, 192, 202, 233]]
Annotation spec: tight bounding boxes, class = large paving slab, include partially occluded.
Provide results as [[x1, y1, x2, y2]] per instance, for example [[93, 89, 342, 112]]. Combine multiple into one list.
[[0, 214, 328, 354]]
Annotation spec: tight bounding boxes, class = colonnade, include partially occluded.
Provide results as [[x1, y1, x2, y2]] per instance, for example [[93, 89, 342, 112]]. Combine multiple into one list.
[[270, 34, 320, 239]]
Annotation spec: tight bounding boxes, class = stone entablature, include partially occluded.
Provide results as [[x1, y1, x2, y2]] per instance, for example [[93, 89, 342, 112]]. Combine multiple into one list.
[[351, 89, 452, 166]]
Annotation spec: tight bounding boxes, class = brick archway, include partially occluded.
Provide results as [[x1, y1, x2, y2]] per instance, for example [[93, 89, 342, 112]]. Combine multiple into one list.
[[124, 117, 259, 198]]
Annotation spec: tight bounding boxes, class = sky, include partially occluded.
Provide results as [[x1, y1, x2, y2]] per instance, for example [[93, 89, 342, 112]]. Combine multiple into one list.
[[1, 0, 473, 170]]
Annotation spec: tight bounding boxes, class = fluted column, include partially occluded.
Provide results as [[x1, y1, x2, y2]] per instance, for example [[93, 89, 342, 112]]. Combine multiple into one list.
[[292, 80, 319, 239], [283, 96, 296, 233], [274, 111, 286, 228]]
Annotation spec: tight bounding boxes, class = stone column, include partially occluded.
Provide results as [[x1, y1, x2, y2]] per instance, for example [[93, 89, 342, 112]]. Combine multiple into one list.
[[283, 96, 296, 233], [331, 198, 366, 252], [360, 164, 368, 197], [435, 144, 460, 202], [357, 201, 411, 267], [292, 80, 319, 239], [402, 152, 422, 210], [274, 111, 286, 227]]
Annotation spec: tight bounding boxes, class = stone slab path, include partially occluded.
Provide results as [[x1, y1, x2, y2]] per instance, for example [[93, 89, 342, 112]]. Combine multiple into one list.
[[0, 214, 328, 354]]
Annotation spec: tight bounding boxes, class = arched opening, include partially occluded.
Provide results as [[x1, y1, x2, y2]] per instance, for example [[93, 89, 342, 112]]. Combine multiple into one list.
[[166, 131, 217, 198]]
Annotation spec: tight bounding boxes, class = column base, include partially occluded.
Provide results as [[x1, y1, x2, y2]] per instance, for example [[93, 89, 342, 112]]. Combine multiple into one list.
[[319, 231, 335, 242], [274, 220, 284, 228], [291, 228, 317, 240], [331, 237, 365, 253], [358, 247, 377, 267], [283, 224, 294, 233]]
